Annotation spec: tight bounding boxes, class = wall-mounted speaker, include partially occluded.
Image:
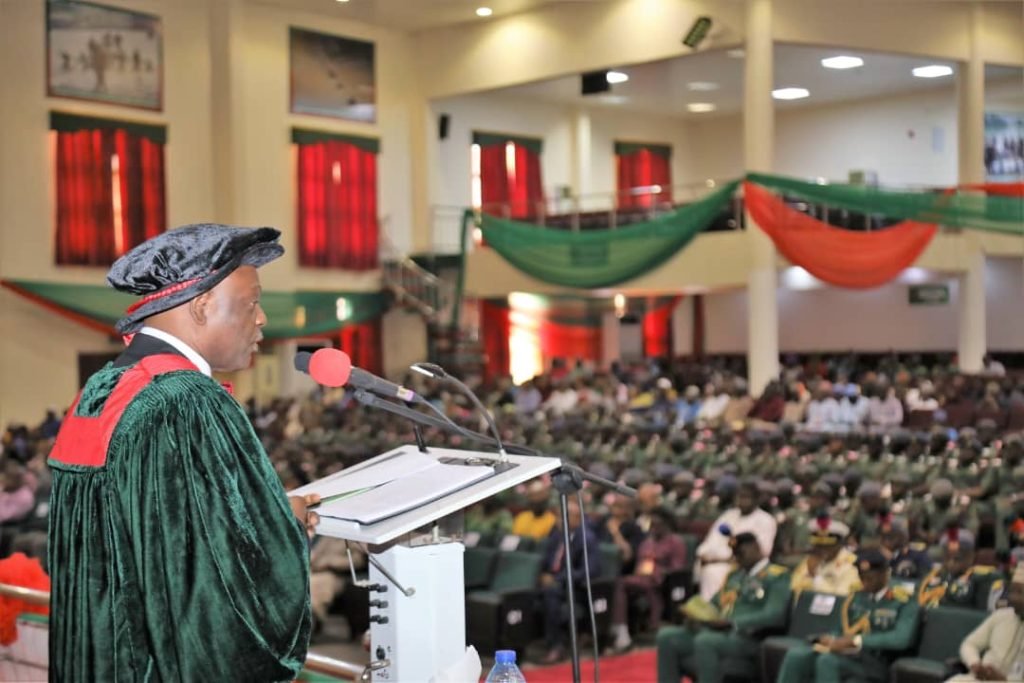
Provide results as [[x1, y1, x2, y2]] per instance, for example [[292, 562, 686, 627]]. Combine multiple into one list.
[[438, 113, 450, 140], [581, 71, 611, 96]]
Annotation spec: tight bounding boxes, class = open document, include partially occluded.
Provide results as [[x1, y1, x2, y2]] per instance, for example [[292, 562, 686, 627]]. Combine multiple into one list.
[[291, 449, 496, 525]]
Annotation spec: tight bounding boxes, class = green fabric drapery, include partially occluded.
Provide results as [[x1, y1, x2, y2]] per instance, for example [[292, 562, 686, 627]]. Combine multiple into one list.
[[748, 172, 1024, 236], [472, 132, 543, 155], [50, 111, 167, 144], [477, 180, 739, 288], [1, 280, 388, 339], [290, 128, 380, 154], [614, 141, 672, 159]]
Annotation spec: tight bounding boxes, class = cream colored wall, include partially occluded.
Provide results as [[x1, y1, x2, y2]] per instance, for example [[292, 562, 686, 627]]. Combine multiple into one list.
[[381, 308, 428, 379]]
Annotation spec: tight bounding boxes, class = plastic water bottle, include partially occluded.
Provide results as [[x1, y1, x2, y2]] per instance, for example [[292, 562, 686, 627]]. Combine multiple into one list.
[[485, 650, 526, 683]]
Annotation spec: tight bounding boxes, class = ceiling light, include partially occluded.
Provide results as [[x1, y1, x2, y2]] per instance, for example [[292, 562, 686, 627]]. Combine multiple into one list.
[[687, 102, 716, 113], [598, 94, 628, 105], [687, 81, 719, 91], [821, 55, 864, 70], [475, 6, 492, 17], [772, 87, 810, 100], [606, 71, 629, 84], [727, 48, 745, 58], [336, 0, 350, 3], [912, 65, 953, 78]]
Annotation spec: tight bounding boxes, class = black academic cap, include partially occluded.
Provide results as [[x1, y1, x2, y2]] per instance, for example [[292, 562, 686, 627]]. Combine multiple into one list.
[[108, 224, 283, 334]]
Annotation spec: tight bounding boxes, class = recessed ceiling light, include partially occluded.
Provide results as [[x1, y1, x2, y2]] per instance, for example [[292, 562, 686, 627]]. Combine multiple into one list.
[[772, 87, 810, 100], [336, 0, 350, 3], [475, 6, 492, 17], [821, 55, 864, 70], [912, 65, 953, 78], [687, 102, 717, 113], [687, 81, 719, 91], [727, 48, 745, 58], [605, 71, 629, 84]]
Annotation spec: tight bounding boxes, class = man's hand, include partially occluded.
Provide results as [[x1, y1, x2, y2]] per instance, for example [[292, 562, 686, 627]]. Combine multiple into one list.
[[970, 663, 1006, 681], [539, 573, 557, 588], [828, 635, 858, 653], [289, 493, 321, 539]]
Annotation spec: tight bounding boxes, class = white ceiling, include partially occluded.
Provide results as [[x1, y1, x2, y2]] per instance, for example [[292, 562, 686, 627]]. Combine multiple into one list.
[[487, 44, 1023, 118], [249, 0, 572, 31]]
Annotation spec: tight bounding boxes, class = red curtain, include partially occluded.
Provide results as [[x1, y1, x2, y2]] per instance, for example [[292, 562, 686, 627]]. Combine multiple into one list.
[[539, 321, 601, 364], [617, 149, 672, 209], [55, 129, 165, 266], [297, 141, 378, 270], [479, 300, 511, 382], [642, 296, 681, 358], [958, 182, 1024, 197], [744, 181, 938, 289], [340, 318, 382, 376], [479, 142, 543, 219]]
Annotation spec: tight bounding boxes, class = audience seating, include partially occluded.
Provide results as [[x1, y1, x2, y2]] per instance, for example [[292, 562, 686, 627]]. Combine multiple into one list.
[[890, 606, 988, 683], [464, 546, 499, 590], [465, 551, 544, 654], [761, 591, 844, 683]]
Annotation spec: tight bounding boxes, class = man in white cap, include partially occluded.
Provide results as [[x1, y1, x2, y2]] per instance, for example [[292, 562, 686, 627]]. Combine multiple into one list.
[[948, 564, 1024, 681], [791, 515, 861, 597]]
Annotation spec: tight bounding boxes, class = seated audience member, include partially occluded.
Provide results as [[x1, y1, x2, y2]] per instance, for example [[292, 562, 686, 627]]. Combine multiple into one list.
[[635, 482, 664, 534], [0, 461, 35, 524], [747, 381, 785, 426], [868, 385, 904, 433], [695, 478, 777, 600], [776, 549, 920, 683], [610, 508, 687, 652], [309, 537, 365, 636], [696, 384, 730, 427], [598, 493, 645, 574], [656, 532, 791, 683], [791, 516, 861, 596], [721, 385, 754, 426], [465, 496, 514, 543], [948, 565, 1024, 682], [918, 478, 979, 547], [538, 497, 602, 664], [917, 529, 1001, 609], [881, 517, 933, 580], [805, 384, 841, 433], [511, 480, 557, 541], [837, 385, 870, 432], [674, 385, 703, 427], [666, 470, 697, 518], [514, 379, 542, 414], [844, 481, 887, 549]]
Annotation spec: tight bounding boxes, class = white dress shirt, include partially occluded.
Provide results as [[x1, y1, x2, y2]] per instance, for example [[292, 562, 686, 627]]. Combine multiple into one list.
[[139, 326, 212, 377]]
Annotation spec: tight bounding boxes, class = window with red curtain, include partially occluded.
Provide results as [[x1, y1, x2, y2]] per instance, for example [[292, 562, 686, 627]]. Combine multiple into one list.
[[479, 299, 511, 382], [51, 112, 166, 266], [340, 318, 383, 376], [642, 296, 681, 359], [294, 128, 379, 270], [473, 132, 544, 220], [615, 142, 672, 209]]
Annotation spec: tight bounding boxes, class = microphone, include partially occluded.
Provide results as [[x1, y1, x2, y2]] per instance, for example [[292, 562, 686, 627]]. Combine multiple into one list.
[[294, 348, 421, 403]]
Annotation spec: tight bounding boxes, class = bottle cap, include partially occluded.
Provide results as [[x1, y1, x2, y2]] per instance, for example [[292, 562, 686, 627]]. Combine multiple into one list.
[[495, 650, 516, 664]]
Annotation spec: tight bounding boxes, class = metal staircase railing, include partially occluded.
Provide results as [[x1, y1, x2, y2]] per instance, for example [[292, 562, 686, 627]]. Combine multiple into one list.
[[379, 223, 454, 323]]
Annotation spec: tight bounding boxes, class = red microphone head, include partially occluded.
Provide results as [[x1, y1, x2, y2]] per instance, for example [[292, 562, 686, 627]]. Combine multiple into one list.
[[308, 348, 353, 387]]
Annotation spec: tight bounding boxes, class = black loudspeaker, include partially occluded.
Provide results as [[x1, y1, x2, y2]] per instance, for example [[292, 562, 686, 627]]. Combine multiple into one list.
[[682, 16, 712, 48], [438, 113, 450, 140], [581, 71, 610, 96]]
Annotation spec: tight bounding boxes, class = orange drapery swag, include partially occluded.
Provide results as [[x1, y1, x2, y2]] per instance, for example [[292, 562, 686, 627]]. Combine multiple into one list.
[[743, 181, 938, 289]]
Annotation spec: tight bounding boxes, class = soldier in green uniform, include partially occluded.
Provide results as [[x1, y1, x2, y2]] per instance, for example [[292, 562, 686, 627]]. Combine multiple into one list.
[[844, 481, 886, 549], [916, 529, 1003, 610], [776, 548, 921, 683], [656, 531, 790, 683], [915, 478, 979, 547]]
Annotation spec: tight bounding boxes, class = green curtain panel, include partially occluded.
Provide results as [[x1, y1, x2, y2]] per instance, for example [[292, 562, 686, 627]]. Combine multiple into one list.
[[747, 173, 1024, 236], [476, 180, 739, 288], [50, 111, 167, 144], [471, 132, 543, 155], [290, 128, 380, 154], [614, 141, 672, 159], [1, 280, 388, 339]]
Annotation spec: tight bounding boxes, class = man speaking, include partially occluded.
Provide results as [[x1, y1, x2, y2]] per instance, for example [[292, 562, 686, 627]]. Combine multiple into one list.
[[47, 225, 317, 682]]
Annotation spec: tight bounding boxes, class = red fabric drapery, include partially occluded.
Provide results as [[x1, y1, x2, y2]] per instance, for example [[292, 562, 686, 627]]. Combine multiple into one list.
[[642, 296, 681, 359], [297, 141, 378, 270], [339, 318, 382, 376], [55, 129, 165, 266], [480, 300, 511, 382], [479, 141, 544, 219], [959, 182, 1024, 197], [617, 149, 672, 209], [539, 321, 601, 363], [743, 181, 938, 289]]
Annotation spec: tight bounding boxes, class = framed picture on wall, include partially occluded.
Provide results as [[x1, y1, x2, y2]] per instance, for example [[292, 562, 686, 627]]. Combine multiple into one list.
[[984, 112, 1024, 181], [289, 27, 375, 122], [46, 0, 163, 111]]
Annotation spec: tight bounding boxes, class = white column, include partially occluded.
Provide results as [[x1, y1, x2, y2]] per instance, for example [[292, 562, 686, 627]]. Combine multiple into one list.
[[571, 108, 593, 210], [744, 0, 779, 395], [956, 3, 987, 373], [207, 0, 245, 223]]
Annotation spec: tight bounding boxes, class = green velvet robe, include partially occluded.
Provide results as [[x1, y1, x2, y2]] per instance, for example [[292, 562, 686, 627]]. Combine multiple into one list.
[[48, 362, 311, 682]]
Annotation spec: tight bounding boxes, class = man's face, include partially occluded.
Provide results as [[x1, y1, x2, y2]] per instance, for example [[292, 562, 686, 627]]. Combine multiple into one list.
[[528, 488, 550, 514], [195, 266, 266, 372], [881, 531, 904, 553], [638, 484, 661, 512], [736, 489, 756, 515], [733, 541, 761, 569], [859, 567, 889, 594], [1008, 582, 1024, 617], [943, 548, 973, 578], [610, 496, 634, 521], [812, 543, 841, 563]]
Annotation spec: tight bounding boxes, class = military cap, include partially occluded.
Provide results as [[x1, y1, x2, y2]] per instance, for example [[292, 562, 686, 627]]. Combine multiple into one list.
[[809, 515, 850, 546], [738, 477, 761, 494], [879, 515, 909, 536], [775, 477, 796, 492], [858, 481, 883, 499], [654, 463, 682, 480], [811, 481, 834, 498], [715, 474, 739, 495], [587, 462, 614, 481], [672, 470, 695, 485], [930, 478, 955, 499], [108, 224, 283, 334], [857, 548, 889, 572], [891, 472, 913, 486], [941, 527, 976, 552]]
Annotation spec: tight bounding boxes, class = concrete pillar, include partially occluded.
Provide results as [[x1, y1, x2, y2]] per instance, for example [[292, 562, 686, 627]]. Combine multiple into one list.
[[571, 109, 593, 211], [207, 0, 246, 223], [956, 3, 986, 373], [743, 0, 779, 395]]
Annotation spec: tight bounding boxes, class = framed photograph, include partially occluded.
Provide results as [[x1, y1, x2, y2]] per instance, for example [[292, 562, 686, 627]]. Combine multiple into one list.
[[290, 27, 375, 122], [47, 0, 162, 111], [984, 112, 1024, 181]]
